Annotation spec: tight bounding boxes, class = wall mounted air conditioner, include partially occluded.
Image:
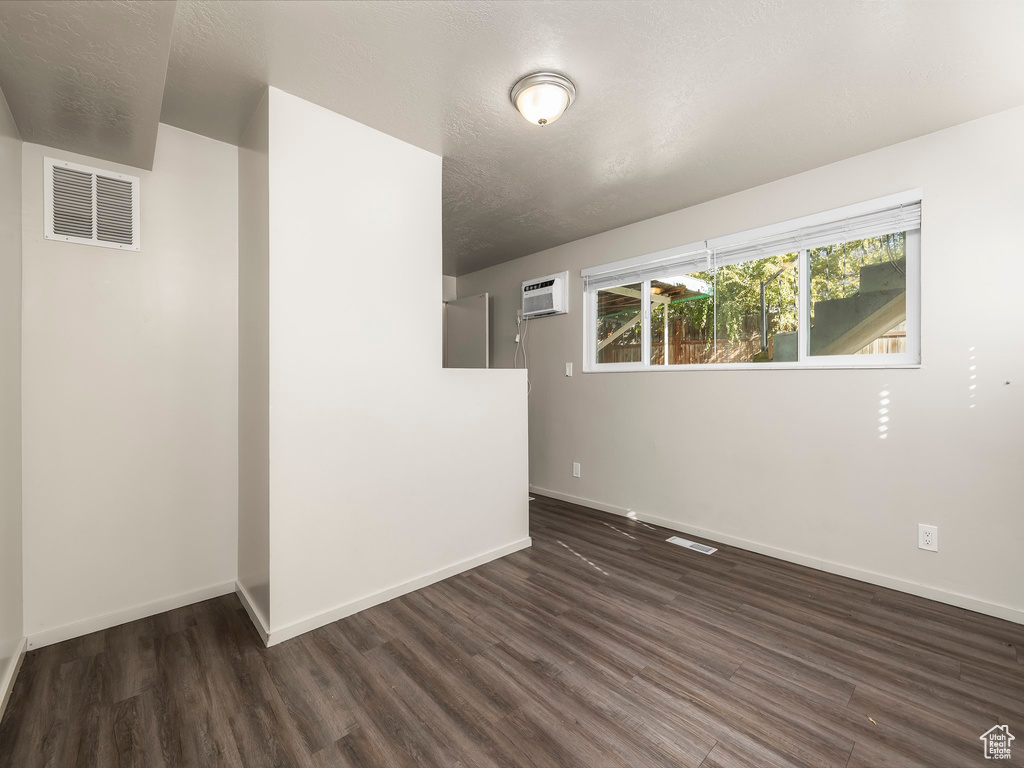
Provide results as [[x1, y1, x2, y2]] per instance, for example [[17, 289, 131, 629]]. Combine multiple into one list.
[[522, 271, 568, 318]]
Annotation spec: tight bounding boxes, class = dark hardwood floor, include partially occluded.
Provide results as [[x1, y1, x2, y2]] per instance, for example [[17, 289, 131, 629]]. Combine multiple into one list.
[[2, 495, 1022, 767]]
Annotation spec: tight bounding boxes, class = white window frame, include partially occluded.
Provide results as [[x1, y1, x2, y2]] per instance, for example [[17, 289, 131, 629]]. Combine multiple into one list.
[[583, 191, 922, 373]]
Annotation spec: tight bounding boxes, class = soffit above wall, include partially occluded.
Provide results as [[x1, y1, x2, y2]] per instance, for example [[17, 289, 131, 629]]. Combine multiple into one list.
[[0, 0, 176, 170]]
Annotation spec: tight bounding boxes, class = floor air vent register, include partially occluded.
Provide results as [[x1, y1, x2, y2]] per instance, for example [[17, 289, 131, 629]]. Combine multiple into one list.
[[666, 536, 717, 554]]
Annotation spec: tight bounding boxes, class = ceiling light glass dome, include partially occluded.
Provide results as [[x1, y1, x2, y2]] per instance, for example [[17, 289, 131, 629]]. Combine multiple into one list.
[[510, 72, 576, 126]]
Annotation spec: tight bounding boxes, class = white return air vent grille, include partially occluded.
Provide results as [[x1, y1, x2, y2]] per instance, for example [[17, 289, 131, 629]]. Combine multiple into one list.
[[44, 157, 140, 251], [666, 536, 717, 555]]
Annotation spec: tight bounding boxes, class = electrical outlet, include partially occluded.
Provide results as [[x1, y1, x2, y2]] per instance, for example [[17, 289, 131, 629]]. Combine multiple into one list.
[[572, 462, 581, 478], [918, 524, 938, 552], [565, 362, 573, 377]]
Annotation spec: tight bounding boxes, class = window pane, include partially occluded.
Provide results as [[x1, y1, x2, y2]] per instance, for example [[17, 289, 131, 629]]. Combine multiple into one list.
[[650, 274, 714, 365], [713, 254, 799, 363], [808, 232, 907, 356], [596, 283, 643, 364]]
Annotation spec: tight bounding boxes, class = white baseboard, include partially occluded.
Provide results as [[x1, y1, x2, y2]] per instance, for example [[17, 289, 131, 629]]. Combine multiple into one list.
[[531, 485, 1024, 626], [26, 581, 237, 650], [0, 636, 27, 723], [265, 537, 533, 646], [235, 581, 270, 646]]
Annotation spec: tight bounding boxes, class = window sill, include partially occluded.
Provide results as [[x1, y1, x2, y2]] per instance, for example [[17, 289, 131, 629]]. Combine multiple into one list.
[[583, 361, 922, 373]]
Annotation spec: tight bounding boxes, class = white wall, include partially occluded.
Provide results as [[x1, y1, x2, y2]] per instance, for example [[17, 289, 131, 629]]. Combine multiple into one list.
[[458, 106, 1024, 622], [264, 88, 529, 639], [0, 85, 24, 713], [238, 91, 271, 626], [442, 275, 457, 302], [441, 275, 457, 366], [21, 125, 239, 644]]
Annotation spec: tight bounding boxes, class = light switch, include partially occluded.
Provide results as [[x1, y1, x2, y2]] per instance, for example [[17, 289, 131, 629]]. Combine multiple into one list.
[[565, 362, 573, 377]]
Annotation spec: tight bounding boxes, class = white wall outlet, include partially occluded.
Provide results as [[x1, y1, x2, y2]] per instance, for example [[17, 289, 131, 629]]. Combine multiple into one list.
[[918, 524, 938, 552], [572, 462, 581, 478], [565, 362, 572, 377]]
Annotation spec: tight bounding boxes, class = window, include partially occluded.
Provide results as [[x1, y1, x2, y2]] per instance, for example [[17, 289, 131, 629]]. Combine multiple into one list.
[[583, 192, 921, 370], [596, 283, 643, 364], [808, 232, 907, 357]]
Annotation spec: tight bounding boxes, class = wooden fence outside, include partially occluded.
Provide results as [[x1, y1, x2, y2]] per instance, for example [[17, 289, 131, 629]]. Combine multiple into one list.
[[601, 328, 906, 365], [609, 336, 761, 365], [855, 330, 906, 356]]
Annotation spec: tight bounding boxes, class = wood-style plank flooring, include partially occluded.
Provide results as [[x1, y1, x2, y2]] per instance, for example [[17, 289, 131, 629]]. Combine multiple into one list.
[[2, 495, 1023, 767]]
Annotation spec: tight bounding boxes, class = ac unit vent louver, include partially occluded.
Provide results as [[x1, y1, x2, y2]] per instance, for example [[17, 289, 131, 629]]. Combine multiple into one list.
[[524, 292, 555, 316], [45, 158, 140, 251]]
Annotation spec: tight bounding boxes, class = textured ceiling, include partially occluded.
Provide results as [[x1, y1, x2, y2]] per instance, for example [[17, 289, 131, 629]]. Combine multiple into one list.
[[3, 2, 1024, 274], [0, 0, 175, 170], [159, 0, 1024, 274]]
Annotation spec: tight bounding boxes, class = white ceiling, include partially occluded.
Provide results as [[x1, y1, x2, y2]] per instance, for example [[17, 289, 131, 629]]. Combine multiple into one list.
[[2, 1, 1024, 275]]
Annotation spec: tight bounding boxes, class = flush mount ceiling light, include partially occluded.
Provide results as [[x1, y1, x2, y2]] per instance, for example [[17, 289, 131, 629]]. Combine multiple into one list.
[[510, 72, 576, 126]]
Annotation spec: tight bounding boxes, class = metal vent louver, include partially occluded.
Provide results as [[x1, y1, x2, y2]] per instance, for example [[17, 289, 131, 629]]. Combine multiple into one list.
[[45, 158, 140, 251], [51, 166, 94, 239], [96, 175, 134, 245]]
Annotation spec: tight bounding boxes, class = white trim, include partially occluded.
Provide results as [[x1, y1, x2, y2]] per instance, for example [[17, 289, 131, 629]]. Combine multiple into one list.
[[530, 486, 1024, 626], [904, 228, 922, 363], [583, 362, 922, 374], [709, 189, 922, 251], [798, 248, 810, 361], [265, 537, 533, 646], [26, 581, 236, 650], [581, 240, 707, 279], [584, 287, 598, 371], [235, 582, 271, 646], [641, 279, 651, 366], [0, 637, 27, 723], [581, 190, 922, 280]]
